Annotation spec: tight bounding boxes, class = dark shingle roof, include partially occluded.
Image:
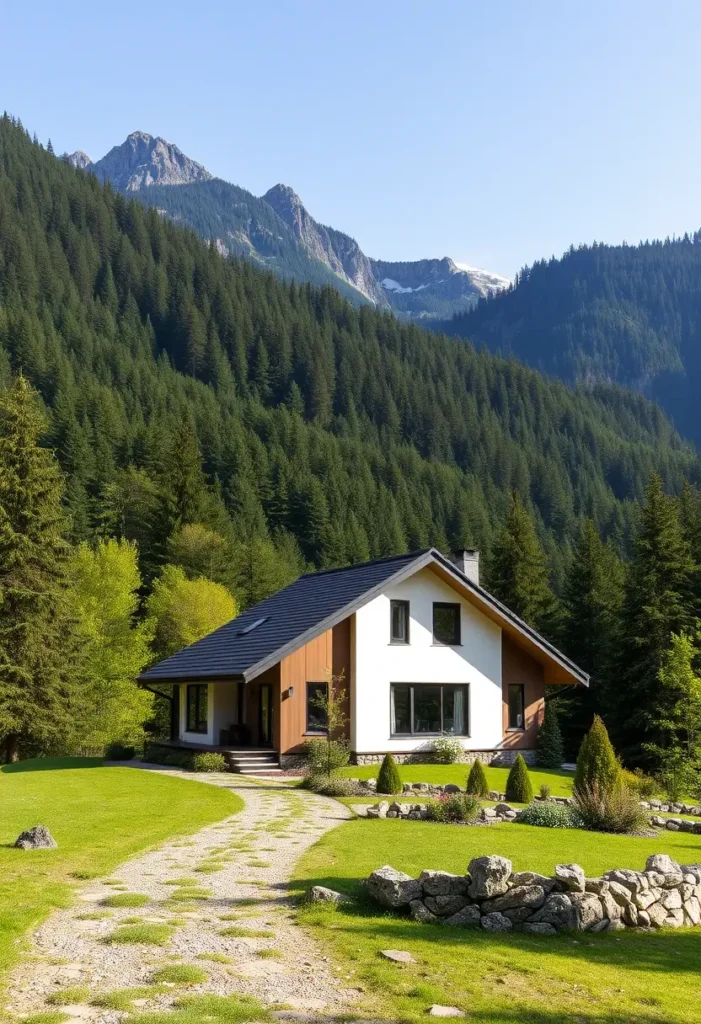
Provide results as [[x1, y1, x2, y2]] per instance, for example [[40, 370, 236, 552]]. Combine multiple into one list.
[[139, 550, 426, 683]]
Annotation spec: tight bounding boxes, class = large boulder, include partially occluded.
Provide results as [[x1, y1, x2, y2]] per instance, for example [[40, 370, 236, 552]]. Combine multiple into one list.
[[481, 885, 546, 914], [522, 922, 557, 936], [604, 869, 648, 894], [554, 863, 586, 893], [367, 866, 422, 909], [511, 870, 559, 893], [14, 825, 57, 850], [419, 870, 469, 897], [467, 856, 512, 899], [646, 854, 681, 875], [569, 892, 606, 931], [410, 900, 438, 923], [425, 895, 469, 917]]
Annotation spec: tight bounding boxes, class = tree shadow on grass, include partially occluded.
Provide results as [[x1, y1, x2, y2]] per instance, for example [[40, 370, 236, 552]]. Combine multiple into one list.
[[1, 756, 104, 773]]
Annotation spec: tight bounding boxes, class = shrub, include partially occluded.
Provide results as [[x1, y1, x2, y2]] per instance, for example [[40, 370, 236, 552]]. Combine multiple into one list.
[[572, 781, 649, 834], [144, 743, 194, 769], [303, 738, 350, 777], [465, 759, 489, 798], [505, 754, 533, 803], [425, 793, 481, 823], [538, 783, 551, 801], [516, 802, 576, 828], [105, 741, 137, 761], [432, 735, 464, 764], [574, 715, 620, 797], [377, 753, 402, 795], [192, 752, 227, 773], [302, 774, 361, 796], [535, 702, 564, 768], [621, 768, 658, 799]]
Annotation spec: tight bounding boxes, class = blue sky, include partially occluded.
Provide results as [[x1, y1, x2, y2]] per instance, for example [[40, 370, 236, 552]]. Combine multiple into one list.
[[3, 0, 700, 277]]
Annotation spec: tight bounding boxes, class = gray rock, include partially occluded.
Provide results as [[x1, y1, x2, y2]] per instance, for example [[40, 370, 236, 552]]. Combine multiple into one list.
[[309, 885, 346, 904], [386, 810, 399, 819], [481, 885, 546, 914], [467, 855, 512, 899], [410, 900, 438, 923], [419, 870, 469, 897], [14, 825, 57, 850], [637, 910, 651, 927], [528, 893, 576, 930], [368, 866, 423, 908], [589, 918, 610, 934], [428, 1006, 465, 1017], [366, 808, 381, 819], [522, 922, 557, 936], [569, 892, 606, 930], [380, 949, 416, 963], [607, 880, 634, 905], [666, 820, 681, 831], [634, 887, 662, 910], [511, 871, 559, 893], [494, 803, 516, 815], [502, 905, 534, 924], [554, 863, 586, 892], [681, 864, 701, 882], [665, 909, 684, 928], [606, 919, 626, 932], [481, 911, 513, 932], [481, 807, 498, 820], [425, 895, 468, 917], [441, 904, 482, 927], [377, 801, 390, 818], [584, 878, 610, 895], [660, 888, 682, 911], [622, 901, 639, 927], [444, 784, 462, 794], [599, 892, 622, 921], [604, 869, 648, 894], [683, 896, 700, 925], [646, 901, 668, 928]]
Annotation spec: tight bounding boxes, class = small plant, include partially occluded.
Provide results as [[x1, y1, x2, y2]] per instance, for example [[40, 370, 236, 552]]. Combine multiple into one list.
[[505, 754, 533, 803], [539, 783, 551, 801], [257, 948, 282, 959], [192, 752, 227, 773], [196, 953, 231, 964], [105, 741, 137, 761], [102, 892, 149, 908], [47, 986, 91, 1006], [106, 924, 173, 945], [151, 965, 208, 985], [516, 802, 575, 828], [302, 774, 361, 797], [574, 715, 620, 797], [91, 987, 163, 1011], [377, 753, 402, 794], [465, 759, 490, 798], [425, 792, 481, 823], [219, 925, 273, 938], [432, 735, 463, 764], [535, 702, 564, 768], [572, 781, 649, 833]]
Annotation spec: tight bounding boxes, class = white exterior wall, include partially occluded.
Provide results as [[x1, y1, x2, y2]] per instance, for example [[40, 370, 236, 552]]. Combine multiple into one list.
[[352, 567, 503, 754], [178, 682, 238, 745]]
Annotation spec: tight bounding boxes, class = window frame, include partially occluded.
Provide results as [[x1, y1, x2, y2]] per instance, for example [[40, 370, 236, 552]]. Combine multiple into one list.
[[389, 599, 410, 645], [186, 683, 209, 735], [306, 681, 328, 735], [507, 683, 526, 732], [390, 683, 470, 737], [432, 602, 462, 646]]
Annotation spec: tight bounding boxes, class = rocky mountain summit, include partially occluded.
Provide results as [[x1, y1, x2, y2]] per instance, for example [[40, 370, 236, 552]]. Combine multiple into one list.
[[67, 131, 212, 191]]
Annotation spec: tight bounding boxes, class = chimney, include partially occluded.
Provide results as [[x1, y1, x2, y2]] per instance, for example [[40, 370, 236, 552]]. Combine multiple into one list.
[[451, 549, 479, 585]]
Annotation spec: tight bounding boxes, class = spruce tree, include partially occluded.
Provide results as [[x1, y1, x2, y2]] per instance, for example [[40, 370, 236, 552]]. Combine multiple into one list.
[[613, 474, 696, 764], [573, 715, 620, 796], [536, 702, 564, 768], [505, 753, 533, 803], [0, 376, 74, 761], [487, 492, 559, 636], [377, 753, 402, 795], [466, 758, 489, 797]]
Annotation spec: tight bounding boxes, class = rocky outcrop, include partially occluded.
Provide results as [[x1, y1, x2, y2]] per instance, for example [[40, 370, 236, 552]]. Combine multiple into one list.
[[14, 825, 57, 850], [89, 132, 212, 192], [366, 855, 701, 934], [64, 150, 93, 170]]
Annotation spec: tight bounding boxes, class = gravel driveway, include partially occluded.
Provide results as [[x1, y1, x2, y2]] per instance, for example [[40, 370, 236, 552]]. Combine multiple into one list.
[[6, 769, 357, 1023]]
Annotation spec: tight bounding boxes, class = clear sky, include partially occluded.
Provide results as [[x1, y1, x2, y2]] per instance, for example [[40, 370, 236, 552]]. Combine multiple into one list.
[[3, 0, 700, 277]]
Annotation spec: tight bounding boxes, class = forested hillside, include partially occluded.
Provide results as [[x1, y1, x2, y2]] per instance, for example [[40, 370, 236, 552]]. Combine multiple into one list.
[[444, 236, 701, 443], [0, 114, 698, 596]]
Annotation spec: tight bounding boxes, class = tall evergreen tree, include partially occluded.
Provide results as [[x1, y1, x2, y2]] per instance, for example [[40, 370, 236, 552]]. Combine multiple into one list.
[[0, 376, 74, 761]]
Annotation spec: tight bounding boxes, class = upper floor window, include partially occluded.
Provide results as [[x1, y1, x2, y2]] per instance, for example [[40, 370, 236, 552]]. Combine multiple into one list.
[[433, 602, 461, 645], [390, 600, 410, 644], [508, 683, 525, 730]]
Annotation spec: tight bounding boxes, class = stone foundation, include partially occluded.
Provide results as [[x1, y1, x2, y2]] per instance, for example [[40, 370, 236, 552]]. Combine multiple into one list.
[[352, 749, 536, 767], [366, 854, 701, 934]]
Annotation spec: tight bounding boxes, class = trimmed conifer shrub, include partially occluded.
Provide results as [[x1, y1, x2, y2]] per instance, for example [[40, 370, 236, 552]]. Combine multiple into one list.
[[505, 753, 533, 803], [574, 715, 620, 796], [377, 753, 402, 795], [536, 702, 564, 768], [466, 759, 490, 798]]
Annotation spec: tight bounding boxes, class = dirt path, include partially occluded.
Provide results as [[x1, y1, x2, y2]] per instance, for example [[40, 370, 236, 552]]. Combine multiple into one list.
[[6, 770, 358, 1022]]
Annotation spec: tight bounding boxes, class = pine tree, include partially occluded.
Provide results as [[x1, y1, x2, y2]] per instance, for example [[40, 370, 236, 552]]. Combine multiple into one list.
[[377, 753, 402, 795], [573, 715, 620, 796], [613, 474, 696, 764], [505, 753, 533, 803], [0, 376, 74, 760], [535, 702, 564, 768], [466, 758, 489, 797], [487, 492, 559, 636]]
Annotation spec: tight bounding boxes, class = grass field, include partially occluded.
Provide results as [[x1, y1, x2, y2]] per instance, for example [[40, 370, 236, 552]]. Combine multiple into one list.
[[338, 762, 576, 798], [294, 816, 701, 1024], [0, 758, 240, 982]]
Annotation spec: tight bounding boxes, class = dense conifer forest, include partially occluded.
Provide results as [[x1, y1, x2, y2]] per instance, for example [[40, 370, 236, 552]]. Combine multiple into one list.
[[444, 235, 701, 443]]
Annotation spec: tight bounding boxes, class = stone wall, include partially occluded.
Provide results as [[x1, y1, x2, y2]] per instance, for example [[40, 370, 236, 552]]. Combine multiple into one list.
[[366, 854, 701, 934], [353, 749, 536, 766]]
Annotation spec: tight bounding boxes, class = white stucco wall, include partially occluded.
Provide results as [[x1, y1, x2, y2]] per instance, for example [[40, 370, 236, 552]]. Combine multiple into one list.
[[352, 567, 502, 753]]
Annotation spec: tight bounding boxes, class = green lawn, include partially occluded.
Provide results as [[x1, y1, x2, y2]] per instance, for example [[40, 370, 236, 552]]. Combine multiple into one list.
[[0, 758, 241, 982], [338, 762, 576, 798], [293, 817, 701, 1024]]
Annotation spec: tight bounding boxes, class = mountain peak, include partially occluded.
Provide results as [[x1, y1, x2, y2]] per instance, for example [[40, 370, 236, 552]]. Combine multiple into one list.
[[90, 132, 212, 192], [64, 149, 93, 170]]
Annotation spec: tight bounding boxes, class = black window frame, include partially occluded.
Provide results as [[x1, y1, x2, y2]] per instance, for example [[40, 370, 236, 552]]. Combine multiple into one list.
[[507, 683, 526, 731], [306, 681, 328, 734], [432, 602, 461, 646], [390, 683, 470, 737], [186, 683, 209, 734], [389, 599, 410, 645]]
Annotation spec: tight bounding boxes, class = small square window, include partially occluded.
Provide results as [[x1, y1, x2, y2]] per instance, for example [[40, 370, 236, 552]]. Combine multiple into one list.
[[390, 600, 410, 644], [433, 602, 461, 645], [306, 682, 328, 733], [508, 684, 525, 730]]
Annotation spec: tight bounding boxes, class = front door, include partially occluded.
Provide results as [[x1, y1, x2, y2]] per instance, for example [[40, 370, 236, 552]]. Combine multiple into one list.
[[258, 684, 273, 747]]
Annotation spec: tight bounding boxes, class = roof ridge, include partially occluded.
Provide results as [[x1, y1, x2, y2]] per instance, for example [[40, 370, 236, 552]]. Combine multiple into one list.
[[297, 548, 430, 580]]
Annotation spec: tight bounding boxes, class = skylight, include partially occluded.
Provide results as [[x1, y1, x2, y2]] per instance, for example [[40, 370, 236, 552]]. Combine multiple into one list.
[[238, 616, 268, 636]]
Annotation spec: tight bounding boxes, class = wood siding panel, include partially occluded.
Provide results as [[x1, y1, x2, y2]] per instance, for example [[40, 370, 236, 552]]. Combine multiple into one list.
[[501, 634, 545, 748]]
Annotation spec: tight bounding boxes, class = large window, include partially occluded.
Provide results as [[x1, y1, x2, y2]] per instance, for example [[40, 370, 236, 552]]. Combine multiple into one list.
[[390, 683, 469, 736], [390, 600, 410, 644], [508, 684, 525, 730], [306, 682, 328, 733], [433, 602, 461, 645], [186, 684, 208, 734]]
